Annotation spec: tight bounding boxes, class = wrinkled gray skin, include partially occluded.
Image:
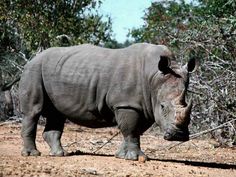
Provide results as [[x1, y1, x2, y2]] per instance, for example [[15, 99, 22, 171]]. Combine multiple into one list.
[[19, 43, 196, 160]]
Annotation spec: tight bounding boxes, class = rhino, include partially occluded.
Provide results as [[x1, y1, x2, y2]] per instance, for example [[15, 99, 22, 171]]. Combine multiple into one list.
[[19, 43, 197, 160]]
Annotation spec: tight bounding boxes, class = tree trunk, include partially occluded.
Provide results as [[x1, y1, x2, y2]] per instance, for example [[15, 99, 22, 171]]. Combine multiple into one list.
[[0, 90, 14, 120]]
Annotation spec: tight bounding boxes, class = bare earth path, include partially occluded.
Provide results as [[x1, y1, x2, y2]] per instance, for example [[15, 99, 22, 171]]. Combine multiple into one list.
[[0, 123, 236, 177]]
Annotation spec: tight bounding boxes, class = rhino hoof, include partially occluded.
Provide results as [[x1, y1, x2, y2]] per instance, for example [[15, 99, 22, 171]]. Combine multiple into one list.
[[125, 150, 139, 160], [49, 150, 69, 156], [21, 149, 41, 156], [115, 149, 147, 161]]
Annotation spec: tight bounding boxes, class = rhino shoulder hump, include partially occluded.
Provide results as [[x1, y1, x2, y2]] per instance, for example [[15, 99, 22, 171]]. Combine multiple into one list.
[[143, 44, 172, 57]]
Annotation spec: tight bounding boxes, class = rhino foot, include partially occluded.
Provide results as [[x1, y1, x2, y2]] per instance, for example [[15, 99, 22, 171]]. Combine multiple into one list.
[[21, 149, 41, 156], [49, 149, 69, 156], [115, 144, 147, 161]]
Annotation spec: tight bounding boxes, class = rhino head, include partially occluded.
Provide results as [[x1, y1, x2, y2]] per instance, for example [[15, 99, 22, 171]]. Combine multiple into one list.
[[151, 56, 197, 142]]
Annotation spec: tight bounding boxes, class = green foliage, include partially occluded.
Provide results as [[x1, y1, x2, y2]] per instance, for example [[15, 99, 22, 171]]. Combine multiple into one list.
[[0, 0, 113, 87], [104, 39, 133, 49], [198, 0, 236, 17], [130, 0, 236, 146], [0, 0, 115, 119], [1, 0, 112, 52], [0, 19, 24, 86]]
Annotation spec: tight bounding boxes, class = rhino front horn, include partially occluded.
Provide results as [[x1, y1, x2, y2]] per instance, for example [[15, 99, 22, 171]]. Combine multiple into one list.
[[175, 91, 186, 107], [175, 99, 192, 126]]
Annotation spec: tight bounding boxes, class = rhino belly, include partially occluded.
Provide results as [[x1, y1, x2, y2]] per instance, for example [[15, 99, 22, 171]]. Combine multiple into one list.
[[42, 71, 116, 128]]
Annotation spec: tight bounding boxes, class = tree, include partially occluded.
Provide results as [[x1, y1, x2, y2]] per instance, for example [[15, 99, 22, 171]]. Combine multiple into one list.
[[130, 0, 236, 146], [103, 39, 133, 49], [0, 0, 113, 119], [0, 0, 113, 85], [1, 0, 112, 53], [198, 0, 236, 17]]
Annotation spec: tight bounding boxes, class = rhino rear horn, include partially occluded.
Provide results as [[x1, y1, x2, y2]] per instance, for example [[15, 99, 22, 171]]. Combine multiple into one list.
[[185, 99, 192, 115]]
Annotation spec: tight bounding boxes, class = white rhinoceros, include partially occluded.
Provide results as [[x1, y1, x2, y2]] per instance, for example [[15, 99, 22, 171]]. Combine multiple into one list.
[[19, 43, 196, 160]]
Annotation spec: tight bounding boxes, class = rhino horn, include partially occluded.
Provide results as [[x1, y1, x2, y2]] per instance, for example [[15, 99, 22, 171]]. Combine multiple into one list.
[[174, 90, 186, 107], [175, 98, 192, 126]]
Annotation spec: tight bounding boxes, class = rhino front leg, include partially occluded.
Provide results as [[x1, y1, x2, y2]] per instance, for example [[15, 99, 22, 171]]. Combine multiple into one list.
[[42, 112, 68, 156], [115, 109, 147, 161]]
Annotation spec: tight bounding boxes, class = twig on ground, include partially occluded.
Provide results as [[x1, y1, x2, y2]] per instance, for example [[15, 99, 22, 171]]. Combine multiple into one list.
[[62, 131, 121, 153], [63, 141, 79, 148], [167, 118, 236, 150], [93, 131, 120, 153]]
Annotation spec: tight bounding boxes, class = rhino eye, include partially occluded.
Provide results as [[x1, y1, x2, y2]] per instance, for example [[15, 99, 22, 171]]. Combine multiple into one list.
[[161, 104, 164, 109], [161, 104, 169, 117]]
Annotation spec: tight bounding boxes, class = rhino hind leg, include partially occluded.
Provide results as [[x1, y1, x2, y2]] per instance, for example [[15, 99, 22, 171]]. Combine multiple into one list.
[[20, 70, 44, 156], [114, 109, 147, 161], [42, 106, 67, 156], [21, 113, 41, 156]]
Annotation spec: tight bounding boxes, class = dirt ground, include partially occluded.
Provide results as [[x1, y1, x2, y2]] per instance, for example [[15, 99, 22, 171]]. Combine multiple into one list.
[[0, 122, 236, 177]]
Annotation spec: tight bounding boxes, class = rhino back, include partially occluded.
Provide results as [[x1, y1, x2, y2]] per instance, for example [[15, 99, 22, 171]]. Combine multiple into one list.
[[41, 44, 147, 121]]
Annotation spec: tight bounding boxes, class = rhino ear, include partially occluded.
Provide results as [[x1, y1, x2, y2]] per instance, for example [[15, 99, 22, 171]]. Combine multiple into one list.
[[186, 57, 198, 73], [158, 56, 171, 74]]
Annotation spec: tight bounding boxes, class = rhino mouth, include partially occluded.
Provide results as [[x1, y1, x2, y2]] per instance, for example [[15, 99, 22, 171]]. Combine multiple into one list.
[[164, 90, 191, 142], [164, 127, 189, 142]]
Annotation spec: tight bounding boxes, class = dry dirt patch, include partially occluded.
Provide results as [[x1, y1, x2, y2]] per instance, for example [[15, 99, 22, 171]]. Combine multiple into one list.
[[0, 123, 236, 176]]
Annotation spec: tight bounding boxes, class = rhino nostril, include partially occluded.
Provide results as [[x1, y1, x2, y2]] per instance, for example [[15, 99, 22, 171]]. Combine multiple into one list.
[[164, 126, 190, 141], [164, 131, 172, 140]]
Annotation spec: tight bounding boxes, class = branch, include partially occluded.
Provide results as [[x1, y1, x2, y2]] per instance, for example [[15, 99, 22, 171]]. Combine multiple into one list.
[[93, 131, 120, 153], [62, 131, 120, 154], [217, 108, 236, 118], [63, 141, 78, 148], [1, 75, 21, 91], [167, 118, 236, 150]]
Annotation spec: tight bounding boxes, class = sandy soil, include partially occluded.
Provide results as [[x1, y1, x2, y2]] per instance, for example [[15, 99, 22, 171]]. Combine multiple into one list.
[[0, 122, 236, 177]]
